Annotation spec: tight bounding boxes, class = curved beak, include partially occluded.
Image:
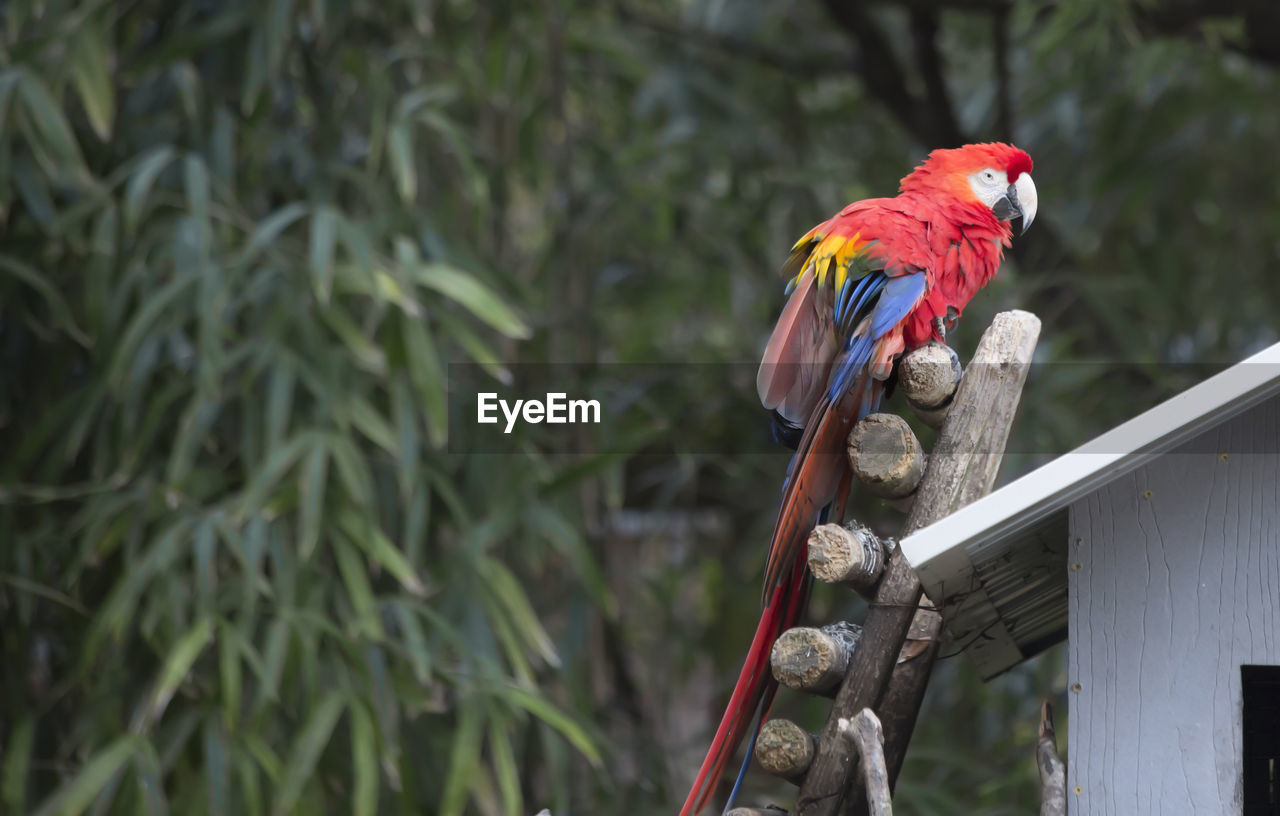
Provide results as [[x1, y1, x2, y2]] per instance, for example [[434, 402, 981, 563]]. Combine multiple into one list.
[[992, 173, 1038, 234]]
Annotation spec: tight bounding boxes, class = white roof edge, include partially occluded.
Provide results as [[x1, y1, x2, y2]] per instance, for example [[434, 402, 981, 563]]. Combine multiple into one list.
[[902, 341, 1280, 569]]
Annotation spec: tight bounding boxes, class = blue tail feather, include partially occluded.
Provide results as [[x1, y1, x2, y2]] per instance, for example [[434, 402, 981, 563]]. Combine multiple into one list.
[[722, 506, 829, 814]]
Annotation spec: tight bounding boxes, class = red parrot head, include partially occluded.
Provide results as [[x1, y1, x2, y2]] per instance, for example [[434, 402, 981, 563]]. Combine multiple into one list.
[[900, 142, 1038, 234]]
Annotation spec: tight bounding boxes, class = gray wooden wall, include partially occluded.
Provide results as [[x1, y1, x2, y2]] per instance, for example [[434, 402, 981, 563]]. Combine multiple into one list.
[[1068, 395, 1280, 815]]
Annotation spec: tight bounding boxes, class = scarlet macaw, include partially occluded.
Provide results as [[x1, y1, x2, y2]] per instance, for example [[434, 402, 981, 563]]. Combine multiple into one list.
[[679, 143, 1038, 816]]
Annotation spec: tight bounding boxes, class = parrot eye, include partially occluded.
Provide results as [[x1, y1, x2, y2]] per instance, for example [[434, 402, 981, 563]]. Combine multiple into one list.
[[982, 170, 997, 183]]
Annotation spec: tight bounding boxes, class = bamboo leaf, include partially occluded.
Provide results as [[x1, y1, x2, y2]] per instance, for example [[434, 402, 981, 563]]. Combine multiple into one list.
[[1, 716, 34, 814], [481, 556, 559, 668], [85, 521, 192, 657], [183, 155, 212, 238], [309, 205, 337, 303], [344, 393, 398, 455], [194, 521, 217, 614], [296, 438, 329, 561], [408, 262, 531, 339], [399, 314, 447, 448], [393, 602, 432, 684], [501, 686, 600, 765], [132, 740, 168, 816], [243, 734, 283, 784], [12, 156, 55, 228], [0, 254, 91, 346], [388, 121, 415, 202], [325, 433, 375, 508], [236, 432, 313, 519], [219, 621, 242, 731], [319, 303, 387, 374], [438, 309, 512, 385], [241, 202, 308, 263], [271, 691, 345, 816], [265, 362, 297, 453], [204, 721, 230, 816], [439, 699, 483, 816], [349, 703, 379, 816], [263, 0, 296, 76], [337, 510, 426, 597], [105, 270, 192, 390], [253, 619, 290, 712], [29, 736, 138, 816], [0, 70, 22, 135], [235, 751, 262, 816], [488, 719, 522, 816], [69, 22, 115, 140], [16, 71, 87, 180], [332, 536, 383, 639], [124, 146, 176, 235], [137, 617, 215, 732]]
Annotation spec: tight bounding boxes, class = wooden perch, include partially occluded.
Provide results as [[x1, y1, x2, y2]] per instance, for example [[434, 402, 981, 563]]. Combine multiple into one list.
[[806, 523, 886, 592], [726, 809, 789, 816], [756, 718, 817, 782], [897, 342, 960, 428], [795, 311, 1042, 816], [838, 710, 892, 816], [771, 622, 862, 696], [1037, 701, 1066, 816], [847, 413, 924, 508], [876, 310, 1042, 801]]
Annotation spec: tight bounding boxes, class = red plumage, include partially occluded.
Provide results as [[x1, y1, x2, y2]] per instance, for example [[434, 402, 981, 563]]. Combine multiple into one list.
[[679, 143, 1034, 816]]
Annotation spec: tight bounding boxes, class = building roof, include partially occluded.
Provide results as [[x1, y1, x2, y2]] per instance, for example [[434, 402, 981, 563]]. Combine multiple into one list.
[[899, 340, 1280, 679]]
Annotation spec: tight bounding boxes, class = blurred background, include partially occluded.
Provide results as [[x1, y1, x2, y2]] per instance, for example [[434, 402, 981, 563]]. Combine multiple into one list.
[[2, 0, 1279, 814]]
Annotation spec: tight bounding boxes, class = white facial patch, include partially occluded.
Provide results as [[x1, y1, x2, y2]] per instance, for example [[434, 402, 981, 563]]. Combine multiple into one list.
[[968, 167, 1010, 209]]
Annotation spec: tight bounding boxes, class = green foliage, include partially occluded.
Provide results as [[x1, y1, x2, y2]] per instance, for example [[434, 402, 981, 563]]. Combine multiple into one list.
[[0, 1, 596, 814], [3, 0, 1279, 814]]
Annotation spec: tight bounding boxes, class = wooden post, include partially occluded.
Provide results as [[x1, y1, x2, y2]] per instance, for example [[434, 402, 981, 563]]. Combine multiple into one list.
[[847, 414, 925, 504], [771, 623, 862, 696], [874, 310, 1041, 803], [806, 523, 887, 593], [1037, 701, 1066, 816], [756, 719, 817, 782], [897, 342, 960, 428], [794, 311, 1042, 816]]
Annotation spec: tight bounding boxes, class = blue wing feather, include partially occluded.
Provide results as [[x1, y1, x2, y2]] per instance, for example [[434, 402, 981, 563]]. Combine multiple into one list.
[[826, 272, 926, 400]]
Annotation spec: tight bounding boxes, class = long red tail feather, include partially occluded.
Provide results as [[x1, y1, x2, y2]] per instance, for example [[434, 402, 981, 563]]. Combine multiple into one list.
[[677, 546, 810, 816], [679, 378, 880, 816]]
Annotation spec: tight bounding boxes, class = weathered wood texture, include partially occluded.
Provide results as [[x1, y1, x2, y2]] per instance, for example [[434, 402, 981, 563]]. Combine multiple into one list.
[[756, 718, 817, 782], [772, 623, 862, 696], [839, 710, 892, 816], [897, 342, 959, 428], [847, 414, 924, 500], [1068, 394, 1280, 815], [796, 311, 1042, 816], [1037, 702, 1065, 816], [807, 523, 886, 592]]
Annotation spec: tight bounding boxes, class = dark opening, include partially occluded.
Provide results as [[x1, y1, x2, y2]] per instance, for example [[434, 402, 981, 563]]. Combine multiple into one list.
[[1244, 666, 1280, 816]]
